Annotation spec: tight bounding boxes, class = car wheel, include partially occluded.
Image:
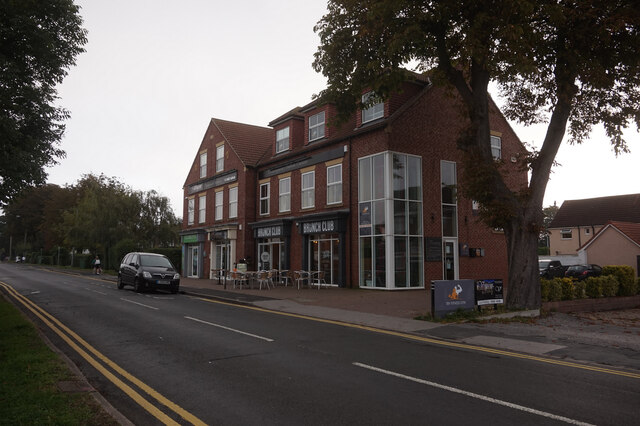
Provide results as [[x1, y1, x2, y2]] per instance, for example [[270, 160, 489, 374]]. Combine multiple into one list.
[[117, 276, 124, 289], [134, 278, 142, 293]]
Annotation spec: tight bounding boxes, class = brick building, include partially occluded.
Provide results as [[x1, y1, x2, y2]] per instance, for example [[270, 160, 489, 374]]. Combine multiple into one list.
[[180, 73, 527, 290]]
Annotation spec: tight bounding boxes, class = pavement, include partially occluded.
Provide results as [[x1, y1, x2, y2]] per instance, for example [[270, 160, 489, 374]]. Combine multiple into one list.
[[26, 266, 640, 373]]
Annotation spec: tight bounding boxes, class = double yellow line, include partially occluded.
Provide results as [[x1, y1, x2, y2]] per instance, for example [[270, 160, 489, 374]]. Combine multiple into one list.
[[0, 281, 206, 426]]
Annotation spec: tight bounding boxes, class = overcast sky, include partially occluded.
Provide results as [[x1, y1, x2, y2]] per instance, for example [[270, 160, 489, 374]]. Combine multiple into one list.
[[49, 0, 639, 217]]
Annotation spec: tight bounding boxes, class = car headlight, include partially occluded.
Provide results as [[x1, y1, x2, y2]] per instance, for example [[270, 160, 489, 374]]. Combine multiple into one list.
[[143, 271, 152, 279], [173, 273, 180, 280]]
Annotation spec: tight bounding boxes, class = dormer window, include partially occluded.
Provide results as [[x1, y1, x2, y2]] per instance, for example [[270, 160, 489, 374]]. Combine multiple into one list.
[[276, 127, 290, 153], [362, 92, 384, 123], [309, 111, 325, 141]]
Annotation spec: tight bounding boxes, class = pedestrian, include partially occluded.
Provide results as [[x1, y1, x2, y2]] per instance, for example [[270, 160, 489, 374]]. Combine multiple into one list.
[[93, 255, 102, 275]]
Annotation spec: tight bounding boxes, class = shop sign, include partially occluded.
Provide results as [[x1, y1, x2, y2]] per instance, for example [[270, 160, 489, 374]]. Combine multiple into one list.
[[187, 171, 238, 195], [182, 234, 198, 243], [475, 279, 504, 305], [256, 225, 282, 238], [431, 279, 475, 318], [212, 230, 227, 240], [301, 220, 337, 235]]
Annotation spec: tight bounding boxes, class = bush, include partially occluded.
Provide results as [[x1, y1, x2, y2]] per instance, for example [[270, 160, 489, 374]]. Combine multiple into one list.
[[549, 278, 563, 301], [600, 275, 620, 297], [585, 277, 602, 298], [540, 279, 551, 302], [602, 265, 637, 296], [560, 278, 574, 300], [573, 280, 586, 299]]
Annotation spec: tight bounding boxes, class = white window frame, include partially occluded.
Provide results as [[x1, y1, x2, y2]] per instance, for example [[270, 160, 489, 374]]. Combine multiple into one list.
[[301, 171, 315, 209], [308, 111, 325, 142], [491, 135, 502, 160], [187, 198, 195, 225], [216, 145, 224, 172], [199, 152, 207, 178], [215, 191, 223, 221], [326, 164, 342, 205], [561, 229, 572, 240], [362, 92, 384, 123], [276, 127, 290, 153], [229, 186, 238, 219], [260, 182, 270, 215], [198, 195, 206, 224], [279, 177, 291, 213]]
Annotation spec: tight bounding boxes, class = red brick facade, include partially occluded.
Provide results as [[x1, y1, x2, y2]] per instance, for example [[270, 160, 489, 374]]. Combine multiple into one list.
[[181, 75, 527, 293]]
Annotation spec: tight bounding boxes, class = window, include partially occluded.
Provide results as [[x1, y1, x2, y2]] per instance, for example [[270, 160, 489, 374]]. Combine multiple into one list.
[[216, 145, 224, 172], [441, 161, 457, 237], [327, 164, 342, 204], [561, 229, 572, 239], [362, 92, 384, 123], [260, 182, 270, 215], [491, 135, 502, 160], [187, 198, 195, 225], [279, 177, 291, 212], [199, 152, 207, 178], [301, 171, 315, 208], [276, 127, 290, 153], [229, 186, 238, 218], [215, 191, 223, 220], [585, 228, 591, 235], [198, 195, 206, 223], [309, 111, 325, 141]]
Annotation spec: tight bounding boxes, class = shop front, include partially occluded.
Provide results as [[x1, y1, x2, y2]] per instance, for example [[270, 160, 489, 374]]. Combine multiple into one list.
[[180, 230, 206, 278], [209, 227, 238, 278], [251, 219, 292, 272], [297, 211, 348, 287]]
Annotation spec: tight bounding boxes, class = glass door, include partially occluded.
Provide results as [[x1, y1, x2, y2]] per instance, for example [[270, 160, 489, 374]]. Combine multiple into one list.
[[215, 243, 229, 271], [309, 237, 339, 285], [443, 239, 458, 280], [189, 246, 199, 278]]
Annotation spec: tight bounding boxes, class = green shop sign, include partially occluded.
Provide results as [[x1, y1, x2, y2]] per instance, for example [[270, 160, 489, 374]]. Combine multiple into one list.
[[182, 234, 198, 243]]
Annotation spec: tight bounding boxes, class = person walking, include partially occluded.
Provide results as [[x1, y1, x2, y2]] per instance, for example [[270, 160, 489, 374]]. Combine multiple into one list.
[[93, 255, 102, 275]]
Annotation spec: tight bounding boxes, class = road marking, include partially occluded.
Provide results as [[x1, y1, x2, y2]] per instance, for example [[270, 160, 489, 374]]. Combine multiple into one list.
[[194, 296, 640, 380], [121, 298, 159, 310], [353, 362, 595, 426], [84, 288, 107, 296], [185, 316, 274, 342], [0, 281, 206, 426]]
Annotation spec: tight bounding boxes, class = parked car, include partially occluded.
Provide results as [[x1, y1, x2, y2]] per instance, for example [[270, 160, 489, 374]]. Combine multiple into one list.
[[564, 264, 602, 281], [539, 259, 566, 279], [118, 252, 180, 293]]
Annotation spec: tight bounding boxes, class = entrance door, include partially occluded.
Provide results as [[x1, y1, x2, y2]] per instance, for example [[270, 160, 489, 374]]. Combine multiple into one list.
[[188, 246, 199, 278], [309, 237, 339, 285], [258, 241, 283, 271], [443, 239, 458, 280], [215, 243, 229, 271]]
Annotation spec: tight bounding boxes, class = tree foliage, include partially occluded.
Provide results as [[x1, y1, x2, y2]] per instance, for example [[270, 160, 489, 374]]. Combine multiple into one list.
[[0, 0, 87, 206], [313, 0, 640, 309]]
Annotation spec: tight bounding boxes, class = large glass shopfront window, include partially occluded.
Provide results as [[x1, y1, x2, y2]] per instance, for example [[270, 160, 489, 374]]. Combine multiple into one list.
[[358, 152, 423, 288], [309, 235, 339, 286], [257, 240, 284, 271]]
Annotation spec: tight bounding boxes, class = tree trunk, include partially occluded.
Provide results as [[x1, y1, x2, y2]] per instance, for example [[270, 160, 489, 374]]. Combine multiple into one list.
[[504, 207, 541, 309]]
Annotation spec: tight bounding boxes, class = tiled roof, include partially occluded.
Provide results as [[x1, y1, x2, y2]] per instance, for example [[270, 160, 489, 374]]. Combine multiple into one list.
[[549, 194, 640, 228], [268, 107, 304, 127], [582, 221, 640, 250], [211, 118, 273, 167]]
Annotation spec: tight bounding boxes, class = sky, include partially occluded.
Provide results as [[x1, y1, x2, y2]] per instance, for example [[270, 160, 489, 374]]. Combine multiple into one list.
[[49, 0, 639, 217]]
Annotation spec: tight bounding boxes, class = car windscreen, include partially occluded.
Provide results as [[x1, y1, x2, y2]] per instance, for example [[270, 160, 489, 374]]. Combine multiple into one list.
[[139, 255, 174, 269], [539, 260, 550, 269]]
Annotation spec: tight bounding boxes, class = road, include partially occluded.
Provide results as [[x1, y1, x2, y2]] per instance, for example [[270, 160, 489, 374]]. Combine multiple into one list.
[[1, 263, 638, 425]]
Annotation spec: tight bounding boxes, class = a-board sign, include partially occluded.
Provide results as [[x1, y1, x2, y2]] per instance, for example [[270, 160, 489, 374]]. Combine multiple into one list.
[[431, 279, 475, 318], [474, 279, 504, 305]]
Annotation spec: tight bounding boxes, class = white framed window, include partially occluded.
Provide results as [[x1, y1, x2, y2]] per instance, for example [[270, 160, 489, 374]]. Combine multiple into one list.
[[561, 229, 572, 239], [260, 182, 270, 215], [198, 195, 206, 223], [199, 152, 207, 178], [362, 92, 384, 123], [215, 191, 223, 220], [216, 145, 224, 172], [229, 186, 238, 219], [279, 177, 291, 212], [309, 111, 325, 141], [327, 164, 342, 204], [491, 135, 502, 160], [301, 171, 315, 209], [276, 127, 290, 153], [187, 198, 195, 225], [585, 228, 591, 235]]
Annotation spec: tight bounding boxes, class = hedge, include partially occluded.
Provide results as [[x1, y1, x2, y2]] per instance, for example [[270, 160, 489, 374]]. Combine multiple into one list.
[[602, 265, 637, 296]]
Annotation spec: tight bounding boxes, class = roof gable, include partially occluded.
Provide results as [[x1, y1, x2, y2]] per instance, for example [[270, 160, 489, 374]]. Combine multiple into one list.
[[549, 194, 640, 228], [211, 118, 273, 167], [581, 220, 640, 250]]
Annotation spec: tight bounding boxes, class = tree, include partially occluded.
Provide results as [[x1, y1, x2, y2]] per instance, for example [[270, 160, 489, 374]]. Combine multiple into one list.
[[313, 0, 640, 309], [0, 0, 87, 206]]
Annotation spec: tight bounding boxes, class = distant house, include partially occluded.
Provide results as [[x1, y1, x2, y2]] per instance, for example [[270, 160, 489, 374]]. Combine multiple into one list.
[[548, 194, 640, 256], [579, 221, 640, 277]]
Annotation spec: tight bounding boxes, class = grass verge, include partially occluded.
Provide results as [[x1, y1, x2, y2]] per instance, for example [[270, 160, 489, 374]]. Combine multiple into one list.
[[0, 296, 117, 425]]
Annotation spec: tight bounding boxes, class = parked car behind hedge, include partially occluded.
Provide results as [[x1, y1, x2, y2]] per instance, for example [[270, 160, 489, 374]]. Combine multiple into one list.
[[565, 264, 602, 281]]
